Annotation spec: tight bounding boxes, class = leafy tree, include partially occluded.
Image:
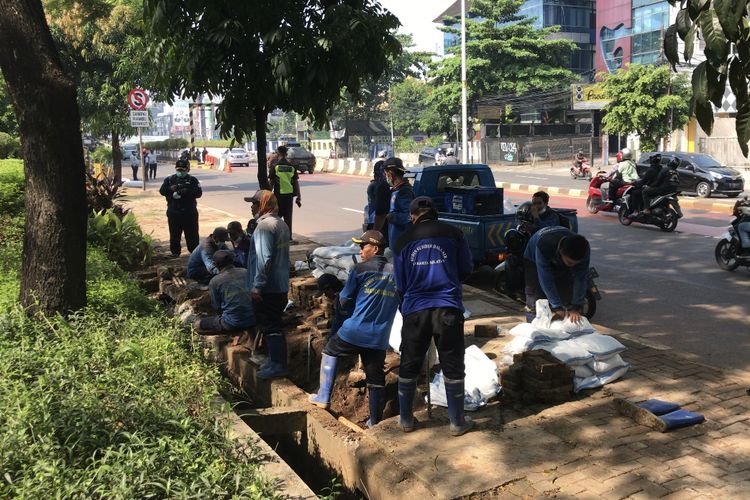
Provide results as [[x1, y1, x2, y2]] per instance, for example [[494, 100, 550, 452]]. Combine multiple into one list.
[[0, 0, 88, 315], [144, 0, 401, 188], [0, 75, 18, 136], [600, 64, 691, 152], [390, 77, 440, 136], [46, 0, 154, 182], [333, 33, 432, 123], [428, 0, 577, 134], [665, 0, 750, 156]]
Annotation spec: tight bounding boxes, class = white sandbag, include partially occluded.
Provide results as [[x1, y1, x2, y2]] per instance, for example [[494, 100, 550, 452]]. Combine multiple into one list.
[[464, 345, 501, 402], [510, 322, 570, 343], [537, 339, 593, 366], [574, 375, 601, 392], [503, 335, 537, 357], [428, 346, 501, 411], [311, 268, 324, 278], [588, 353, 628, 374], [388, 310, 403, 353], [311, 245, 359, 259], [574, 364, 595, 378], [530, 299, 595, 335], [574, 333, 626, 360], [597, 364, 630, 385]]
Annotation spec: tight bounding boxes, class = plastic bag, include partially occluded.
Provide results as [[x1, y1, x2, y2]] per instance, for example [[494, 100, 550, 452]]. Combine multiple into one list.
[[427, 346, 500, 411], [537, 339, 593, 366]]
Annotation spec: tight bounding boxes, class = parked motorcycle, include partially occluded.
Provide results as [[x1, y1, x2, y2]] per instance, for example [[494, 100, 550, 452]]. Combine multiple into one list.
[[715, 197, 750, 271], [570, 158, 592, 180], [617, 186, 682, 232], [493, 224, 600, 319], [586, 171, 633, 214]]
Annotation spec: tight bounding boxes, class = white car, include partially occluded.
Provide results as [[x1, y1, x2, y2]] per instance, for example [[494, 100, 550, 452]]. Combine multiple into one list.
[[224, 148, 250, 167]]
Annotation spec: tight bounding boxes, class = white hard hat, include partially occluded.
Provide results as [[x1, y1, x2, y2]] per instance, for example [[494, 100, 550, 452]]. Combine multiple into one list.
[[621, 148, 632, 160], [447, 148, 455, 155]]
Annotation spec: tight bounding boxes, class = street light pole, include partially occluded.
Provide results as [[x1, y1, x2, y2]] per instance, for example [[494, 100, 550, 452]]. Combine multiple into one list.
[[460, 0, 468, 163]]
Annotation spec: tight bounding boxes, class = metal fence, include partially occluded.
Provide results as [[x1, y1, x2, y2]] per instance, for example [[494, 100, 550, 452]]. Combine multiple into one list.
[[482, 136, 597, 164], [697, 137, 750, 166]]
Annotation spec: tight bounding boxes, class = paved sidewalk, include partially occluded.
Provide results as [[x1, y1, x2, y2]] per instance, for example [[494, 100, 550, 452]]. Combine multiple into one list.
[[368, 285, 750, 499]]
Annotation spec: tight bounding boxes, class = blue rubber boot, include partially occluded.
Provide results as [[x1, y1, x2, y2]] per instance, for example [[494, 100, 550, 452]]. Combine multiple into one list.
[[444, 377, 474, 436], [308, 354, 337, 408], [366, 384, 385, 428], [257, 334, 289, 379], [398, 377, 417, 432]]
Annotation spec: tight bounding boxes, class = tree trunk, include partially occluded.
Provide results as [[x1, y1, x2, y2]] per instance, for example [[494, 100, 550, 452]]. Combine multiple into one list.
[[111, 129, 122, 183], [0, 0, 87, 315], [254, 106, 270, 190]]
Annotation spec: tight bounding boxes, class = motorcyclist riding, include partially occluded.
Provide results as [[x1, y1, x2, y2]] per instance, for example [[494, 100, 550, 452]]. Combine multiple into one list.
[[734, 198, 750, 255], [641, 157, 679, 215], [443, 147, 459, 165], [627, 153, 661, 214], [607, 148, 638, 202], [574, 149, 587, 169]]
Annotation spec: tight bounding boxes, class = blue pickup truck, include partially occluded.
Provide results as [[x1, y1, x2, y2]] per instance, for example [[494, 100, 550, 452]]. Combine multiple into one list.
[[406, 163, 578, 267]]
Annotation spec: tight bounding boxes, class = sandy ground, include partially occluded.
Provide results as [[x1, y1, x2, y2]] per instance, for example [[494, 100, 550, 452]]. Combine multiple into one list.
[[121, 187, 245, 255]]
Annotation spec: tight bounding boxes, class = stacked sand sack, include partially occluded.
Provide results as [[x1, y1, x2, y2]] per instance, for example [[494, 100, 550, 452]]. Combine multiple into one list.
[[310, 245, 360, 282], [503, 300, 630, 392]]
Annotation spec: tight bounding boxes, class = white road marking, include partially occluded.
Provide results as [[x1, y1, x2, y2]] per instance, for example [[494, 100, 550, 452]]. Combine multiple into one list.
[[342, 207, 364, 214], [216, 184, 239, 189]]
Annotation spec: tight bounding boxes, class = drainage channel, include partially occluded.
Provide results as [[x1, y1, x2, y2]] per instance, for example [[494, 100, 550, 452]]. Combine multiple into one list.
[[232, 400, 364, 499]]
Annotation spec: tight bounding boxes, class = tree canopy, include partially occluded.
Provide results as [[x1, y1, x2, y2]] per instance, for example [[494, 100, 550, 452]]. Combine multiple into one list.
[[0, 75, 18, 136], [427, 0, 578, 134], [389, 77, 440, 136], [144, 0, 400, 187], [665, 0, 750, 155], [600, 64, 691, 152]]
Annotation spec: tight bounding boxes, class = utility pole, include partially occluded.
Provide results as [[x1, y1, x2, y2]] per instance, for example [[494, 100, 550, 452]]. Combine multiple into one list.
[[460, 0, 469, 163]]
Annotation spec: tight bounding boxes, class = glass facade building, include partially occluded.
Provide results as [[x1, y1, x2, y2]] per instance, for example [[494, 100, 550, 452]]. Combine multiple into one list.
[[630, 0, 669, 65]]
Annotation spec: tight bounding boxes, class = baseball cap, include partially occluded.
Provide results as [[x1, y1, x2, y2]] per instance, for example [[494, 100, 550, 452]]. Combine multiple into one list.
[[175, 159, 190, 170], [227, 221, 243, 233], [378, 150, 387, 158], [211, 227, 230, 241], [243, 190, 262, 204], [352, 230, 385, 247], [314, 273, 344, 297], [409, 196, 435, 214], [382, 157, 405, 174]]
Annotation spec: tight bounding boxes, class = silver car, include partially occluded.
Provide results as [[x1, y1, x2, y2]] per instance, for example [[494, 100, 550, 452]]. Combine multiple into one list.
[[224, 148, 250, 167]]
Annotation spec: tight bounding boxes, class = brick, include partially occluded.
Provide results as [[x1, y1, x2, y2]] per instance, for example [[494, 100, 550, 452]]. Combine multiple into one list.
[[474, 324, 499, 338], [619, 478, 671, 498]]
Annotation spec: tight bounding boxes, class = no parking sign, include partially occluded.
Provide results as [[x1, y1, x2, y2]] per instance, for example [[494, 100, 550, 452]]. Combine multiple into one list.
[[127, 88, 149, 110]]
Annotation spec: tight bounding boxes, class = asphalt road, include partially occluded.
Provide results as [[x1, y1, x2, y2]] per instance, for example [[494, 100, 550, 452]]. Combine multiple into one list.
[[189, 167, 750, 371], [490, 164, 750, 201]]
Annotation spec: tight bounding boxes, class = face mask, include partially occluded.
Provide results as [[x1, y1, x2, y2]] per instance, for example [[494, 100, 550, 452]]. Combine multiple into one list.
[[175, 171, 187, 178]]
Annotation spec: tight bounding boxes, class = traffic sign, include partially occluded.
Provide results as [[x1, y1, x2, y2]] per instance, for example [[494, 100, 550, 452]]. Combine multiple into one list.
[[129, 109, 150, 128], [127, 88, 149, 110]]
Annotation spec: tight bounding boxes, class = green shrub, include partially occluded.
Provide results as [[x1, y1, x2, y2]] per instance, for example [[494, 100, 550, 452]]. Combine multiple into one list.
[[0, 158, 24, 215], [0, 307, 276, 498], [90, 146, 113, 164], [88, 209, 154, 267], [85, 172, 126, 214], [86, 246, 155, 315], [144, 138, 189, 151], [193, 139, 234, 148], [0, 132, 20, 159]]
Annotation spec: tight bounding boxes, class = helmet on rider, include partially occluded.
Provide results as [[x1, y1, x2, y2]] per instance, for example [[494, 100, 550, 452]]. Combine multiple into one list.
[[620, 148, 632, 160], [667, 157, 680, 169], [649, 153, 662, 166], [616, 151, 623, 162], [503, 228, 527, 253], [515, 201, 534, 223], [446, 147, 455, 156]]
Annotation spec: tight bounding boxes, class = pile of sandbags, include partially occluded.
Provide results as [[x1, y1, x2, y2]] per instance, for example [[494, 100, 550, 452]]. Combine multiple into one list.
[[503, 300, 630, 392], [310, 245, 360, 282]]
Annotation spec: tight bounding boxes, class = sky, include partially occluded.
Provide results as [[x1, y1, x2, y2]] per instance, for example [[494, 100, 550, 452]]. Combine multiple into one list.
[[378, 0, 456, 54]]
